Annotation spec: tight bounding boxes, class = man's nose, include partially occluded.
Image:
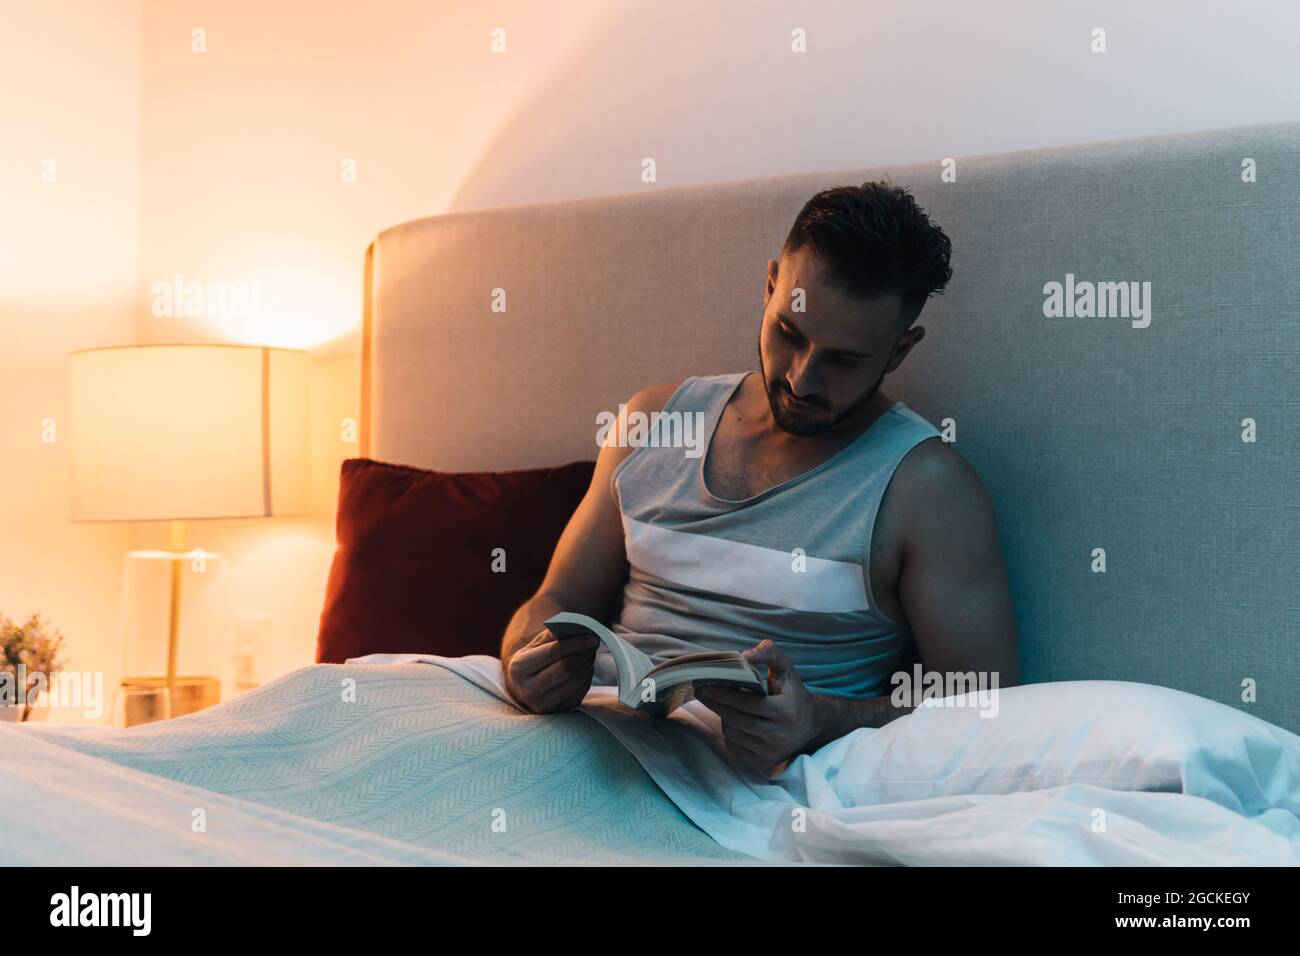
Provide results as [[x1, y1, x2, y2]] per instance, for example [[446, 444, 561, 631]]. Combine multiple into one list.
[[786, 353, 821, 397]]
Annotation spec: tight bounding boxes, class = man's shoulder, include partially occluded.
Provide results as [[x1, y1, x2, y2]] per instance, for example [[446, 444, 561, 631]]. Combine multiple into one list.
[[896, 434, 971, 486], [890, 437, 998, 554], [627, 372, 751, 412], [625, 380, 685, 415]]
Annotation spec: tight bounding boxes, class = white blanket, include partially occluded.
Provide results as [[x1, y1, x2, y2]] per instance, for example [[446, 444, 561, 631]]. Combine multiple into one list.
[[357, 653, 1300, 865], [1, 661, 750, 865]]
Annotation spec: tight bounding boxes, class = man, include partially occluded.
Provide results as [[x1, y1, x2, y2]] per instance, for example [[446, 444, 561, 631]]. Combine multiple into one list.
[[500, 181, 1019, 774]]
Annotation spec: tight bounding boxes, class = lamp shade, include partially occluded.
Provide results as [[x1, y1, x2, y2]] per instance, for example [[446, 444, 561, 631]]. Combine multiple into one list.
[[68, 345, 309, 521]]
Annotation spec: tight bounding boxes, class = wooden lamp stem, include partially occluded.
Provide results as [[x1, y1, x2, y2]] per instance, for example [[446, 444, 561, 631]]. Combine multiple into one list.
[[166, 519, 187, 696]]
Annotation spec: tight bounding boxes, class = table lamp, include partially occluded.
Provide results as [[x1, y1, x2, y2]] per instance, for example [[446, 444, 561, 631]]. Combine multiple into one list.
[[68, 344, 309, 723]]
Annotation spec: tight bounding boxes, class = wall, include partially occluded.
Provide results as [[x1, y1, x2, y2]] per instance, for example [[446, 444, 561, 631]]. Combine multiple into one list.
[[0, 0, 142, 723]]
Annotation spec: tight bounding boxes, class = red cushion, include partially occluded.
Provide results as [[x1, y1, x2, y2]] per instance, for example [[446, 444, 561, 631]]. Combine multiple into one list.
[[316, 457, 595, 663]]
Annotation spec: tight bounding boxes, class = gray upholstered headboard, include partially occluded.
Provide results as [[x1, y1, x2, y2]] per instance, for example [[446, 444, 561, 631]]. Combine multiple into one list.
[[363, 121, 1300, 732]]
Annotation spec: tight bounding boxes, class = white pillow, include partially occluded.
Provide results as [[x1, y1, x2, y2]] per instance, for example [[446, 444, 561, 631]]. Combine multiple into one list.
[[819, 680, 1300, 815]]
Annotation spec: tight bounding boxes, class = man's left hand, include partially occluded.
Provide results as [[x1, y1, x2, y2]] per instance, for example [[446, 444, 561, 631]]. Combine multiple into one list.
[[694, 639, 820, 776]]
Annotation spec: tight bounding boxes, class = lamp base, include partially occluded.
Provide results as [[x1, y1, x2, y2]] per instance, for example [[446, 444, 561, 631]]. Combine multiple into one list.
[[121, 675, 220, 726]]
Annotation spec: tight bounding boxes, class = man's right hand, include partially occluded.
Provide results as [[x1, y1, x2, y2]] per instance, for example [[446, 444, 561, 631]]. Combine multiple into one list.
[[503, 627, 601, 714]]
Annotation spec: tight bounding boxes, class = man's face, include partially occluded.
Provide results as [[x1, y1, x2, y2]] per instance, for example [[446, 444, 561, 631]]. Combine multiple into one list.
[[758, 247, 914, 437]]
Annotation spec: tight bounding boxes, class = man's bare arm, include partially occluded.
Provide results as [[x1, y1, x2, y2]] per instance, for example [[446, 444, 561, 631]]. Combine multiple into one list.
[[500, 382, 680, 711], [804, 694, 911, 749], [804, 438, 1020, 747]]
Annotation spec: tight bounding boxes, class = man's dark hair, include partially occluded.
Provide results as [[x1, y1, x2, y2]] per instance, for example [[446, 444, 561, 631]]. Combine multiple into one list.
[[781, 179, 953, 331]]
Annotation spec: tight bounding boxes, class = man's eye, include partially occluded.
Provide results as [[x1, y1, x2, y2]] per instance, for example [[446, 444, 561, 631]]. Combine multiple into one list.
[[835, 354, 865, 366], [778, 322, 801, 341]]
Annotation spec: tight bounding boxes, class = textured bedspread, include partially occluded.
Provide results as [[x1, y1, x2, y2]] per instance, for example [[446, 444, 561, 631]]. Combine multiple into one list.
[[0, 662, 751, 865], [7, 656, 1299, 866]]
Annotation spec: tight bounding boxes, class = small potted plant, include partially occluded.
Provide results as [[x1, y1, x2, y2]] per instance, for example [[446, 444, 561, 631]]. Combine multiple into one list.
[[1, 611, 66, 722]]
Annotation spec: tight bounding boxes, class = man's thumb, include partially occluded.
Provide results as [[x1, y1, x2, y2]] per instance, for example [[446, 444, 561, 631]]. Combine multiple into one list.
[[743, 640, 793, 689]]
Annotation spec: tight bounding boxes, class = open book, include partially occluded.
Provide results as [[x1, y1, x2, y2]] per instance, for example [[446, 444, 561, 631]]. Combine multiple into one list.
[[544, 612, 769, 716]]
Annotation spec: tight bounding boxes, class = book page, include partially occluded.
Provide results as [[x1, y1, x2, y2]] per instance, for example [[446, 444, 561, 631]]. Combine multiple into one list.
[[543, 612, 654, 701], [649, 659, 768, 695]]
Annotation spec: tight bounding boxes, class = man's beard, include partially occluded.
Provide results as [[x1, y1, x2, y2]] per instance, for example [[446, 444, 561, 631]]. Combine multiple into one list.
[[758, 335, 886, 437]]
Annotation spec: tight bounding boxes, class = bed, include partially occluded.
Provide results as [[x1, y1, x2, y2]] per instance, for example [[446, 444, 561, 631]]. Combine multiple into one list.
[[7, 120, 1300, 865]]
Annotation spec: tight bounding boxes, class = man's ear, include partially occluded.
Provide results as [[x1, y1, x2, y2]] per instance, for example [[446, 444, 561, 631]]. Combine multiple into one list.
[[763, 257, 779, 306], [885, 325, 925, 374]]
